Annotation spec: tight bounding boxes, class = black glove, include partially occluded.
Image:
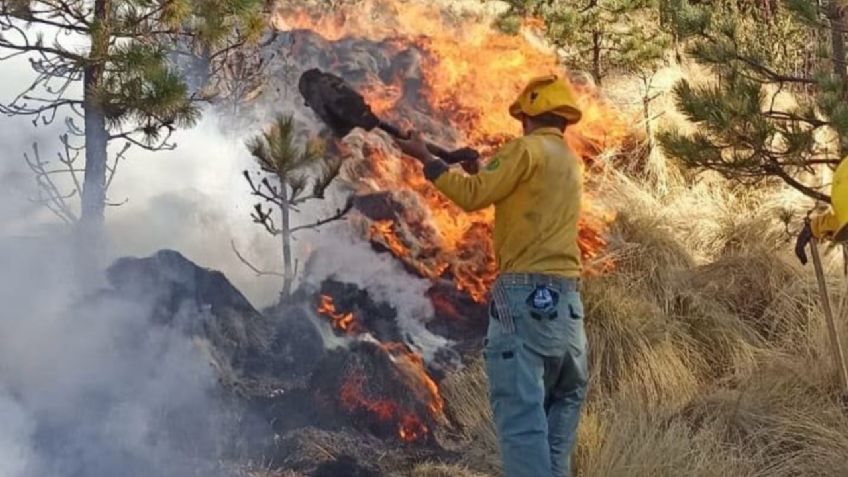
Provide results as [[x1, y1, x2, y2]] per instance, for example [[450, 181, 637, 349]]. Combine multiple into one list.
[[795, 220, 813, 265]]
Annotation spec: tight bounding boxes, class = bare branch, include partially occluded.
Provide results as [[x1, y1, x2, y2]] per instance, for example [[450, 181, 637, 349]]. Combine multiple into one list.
[[251, 203, 282, 236], [763, 159, 830, 202], [243, 170, 284, 207], [0, 98, 81, 124], [57, 133, 82, 197], [23, 141, 78, 223], [289, 197, 354, 234], [231, 240, 285, 277], [105, 197, 129, 207], [105, 141, 131, 192]]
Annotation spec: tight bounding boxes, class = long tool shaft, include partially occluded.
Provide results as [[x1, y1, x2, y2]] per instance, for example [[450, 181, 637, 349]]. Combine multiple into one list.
[[810, 237, 848, 394], [377, 121, 478, 165]]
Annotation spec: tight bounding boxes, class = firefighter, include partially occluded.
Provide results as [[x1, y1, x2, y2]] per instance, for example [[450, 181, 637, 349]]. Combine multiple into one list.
[[394, 74, 588, 477], [796, 159, 848, 264]]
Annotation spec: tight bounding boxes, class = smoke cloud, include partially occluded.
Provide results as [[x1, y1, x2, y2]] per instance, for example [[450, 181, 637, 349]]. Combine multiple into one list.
[[0, 53, 277, 477], [0, 15, 450, 476]]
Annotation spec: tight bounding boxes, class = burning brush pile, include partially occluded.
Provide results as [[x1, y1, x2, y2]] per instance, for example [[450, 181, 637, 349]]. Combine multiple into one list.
[[220, 0, 638, 474]]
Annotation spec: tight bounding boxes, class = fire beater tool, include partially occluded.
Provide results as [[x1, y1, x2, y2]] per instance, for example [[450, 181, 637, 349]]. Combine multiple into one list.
[[298, 68, 480, 167], [798, 215, 848, 396]]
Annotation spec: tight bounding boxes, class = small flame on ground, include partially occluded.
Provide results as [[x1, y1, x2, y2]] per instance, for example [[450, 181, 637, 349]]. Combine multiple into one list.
[[380, 342, 444, 416], [339, 370, 430, 442], [315, 294, 444, 442], [317, 295, 360, 334]]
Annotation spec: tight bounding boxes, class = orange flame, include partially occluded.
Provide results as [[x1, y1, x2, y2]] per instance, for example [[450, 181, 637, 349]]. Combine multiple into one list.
[[317, 294, 360, 334], [339, 369, 431, 442], [278, 1, 630, 302], [379, 342, 444, 417], [317, 293, 445, 441]]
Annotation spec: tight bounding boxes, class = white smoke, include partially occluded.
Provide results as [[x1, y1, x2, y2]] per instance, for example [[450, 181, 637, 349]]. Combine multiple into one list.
[[0, 51, 274, 477], [0, 232, 234, 477], [304, 225, 448, 360]]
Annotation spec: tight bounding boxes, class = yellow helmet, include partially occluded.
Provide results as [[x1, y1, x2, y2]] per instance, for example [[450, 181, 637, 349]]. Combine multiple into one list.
[[509, 74, 582, 125], [831, 158, 848, 241]]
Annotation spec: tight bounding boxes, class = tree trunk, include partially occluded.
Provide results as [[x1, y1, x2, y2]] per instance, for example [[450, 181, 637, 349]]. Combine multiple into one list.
[[828, 1, 847, 155], [280, 185, 294, 301], [79, 0, 111, 230], [592, 30, 602, 86]]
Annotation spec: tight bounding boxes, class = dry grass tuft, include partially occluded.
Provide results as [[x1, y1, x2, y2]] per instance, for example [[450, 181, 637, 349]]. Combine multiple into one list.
[[410, 462, 491, 477], [582, 279, 701, 407], [681, 351, 848, 477], [685, 252, 801, 336], [438, 358, 500, 474], [606, 213, 695, 307], [577, 401, 757, 477]]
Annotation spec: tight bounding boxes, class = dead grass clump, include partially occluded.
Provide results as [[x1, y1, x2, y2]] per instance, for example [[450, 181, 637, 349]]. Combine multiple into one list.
[[681, 352, 848, 476], [409, 462, 491, 477], [684, 251, 802, 338], [576, 401, 757, 477], [272, 427, 402, 475], [582, 279, 701, 407], [669, 291, 764, 379], [605, 213, 695, 308], [437, 358, 500, 474], [439, 358, 493, 436], [713, 212, 792, 257]]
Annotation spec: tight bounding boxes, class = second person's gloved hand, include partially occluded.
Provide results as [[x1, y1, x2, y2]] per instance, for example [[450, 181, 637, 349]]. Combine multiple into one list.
[[795, 219, 813, 266]]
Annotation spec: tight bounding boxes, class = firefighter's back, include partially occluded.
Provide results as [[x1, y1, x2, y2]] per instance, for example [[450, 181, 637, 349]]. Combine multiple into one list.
[[493, 128, 582, 277]]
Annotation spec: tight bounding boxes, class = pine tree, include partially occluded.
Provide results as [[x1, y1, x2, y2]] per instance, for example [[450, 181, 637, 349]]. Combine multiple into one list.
[[0, 0, 264, 230], [243, 114, 352, 301], [658, 0, 846, 202], [498, 0, 672, 86]]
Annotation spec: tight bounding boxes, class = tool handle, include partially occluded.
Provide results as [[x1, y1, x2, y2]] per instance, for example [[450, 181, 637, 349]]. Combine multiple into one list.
[[810, 237, 848, 394], [378, 122, 480, 165]]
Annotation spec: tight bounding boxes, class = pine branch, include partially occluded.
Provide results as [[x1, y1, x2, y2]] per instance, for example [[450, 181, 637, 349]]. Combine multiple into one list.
[[108, 128, 177, 151], [763, 159, 830, 202], [763, 110, 830, 128]]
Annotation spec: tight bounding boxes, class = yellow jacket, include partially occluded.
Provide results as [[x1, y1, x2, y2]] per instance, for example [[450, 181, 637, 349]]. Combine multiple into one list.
[[426, 127, 582, 278]]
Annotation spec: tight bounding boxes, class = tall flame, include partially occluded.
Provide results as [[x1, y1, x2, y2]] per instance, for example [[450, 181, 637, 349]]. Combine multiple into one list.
[[279, 1, 630, 302]]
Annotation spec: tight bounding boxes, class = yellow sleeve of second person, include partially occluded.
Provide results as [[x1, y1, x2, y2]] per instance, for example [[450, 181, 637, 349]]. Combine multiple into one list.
[[432, 139, 534, 212], [811, 210, 841, 239]]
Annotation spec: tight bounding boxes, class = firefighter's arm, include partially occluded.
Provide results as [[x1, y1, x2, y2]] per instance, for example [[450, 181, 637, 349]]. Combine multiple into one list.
[[425, 140, 534, 212]]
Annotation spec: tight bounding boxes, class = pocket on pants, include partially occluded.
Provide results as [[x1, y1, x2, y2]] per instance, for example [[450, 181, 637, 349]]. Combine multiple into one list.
[[483, 333, 519, 401]]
